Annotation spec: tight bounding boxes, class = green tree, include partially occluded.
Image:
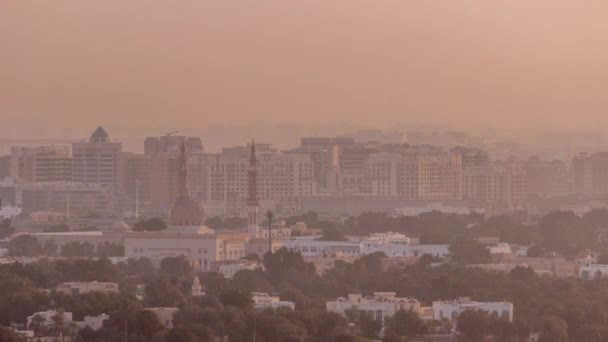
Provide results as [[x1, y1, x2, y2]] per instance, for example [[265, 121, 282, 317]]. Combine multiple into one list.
[[97, 242, 124, 257], [538, 316, 568, 342], [219, 289, 253, 310], [45, 224, 69, 233], [456, 310, 490, 342], [0, 326, 25, 342], [43, 240, 58, 256], [135, 310, 164, 339], [526, 244, 545, 258], [319, 226, 347, 241], [160, 256, 192, 279], [391, 310, 427, 337], [28, 314, 48, 337], [145, 277, 186, 307], [61, 241, 95, 257], [0, 219, 15, 239], [449, 238, 491, 264], [132, 218, 167, 232], [165, 326, 199, 342], [8, 235, 43, 257]]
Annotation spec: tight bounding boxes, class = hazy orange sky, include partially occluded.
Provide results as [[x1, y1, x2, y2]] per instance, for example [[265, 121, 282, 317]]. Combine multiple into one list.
[[2, 1, 608, 140]]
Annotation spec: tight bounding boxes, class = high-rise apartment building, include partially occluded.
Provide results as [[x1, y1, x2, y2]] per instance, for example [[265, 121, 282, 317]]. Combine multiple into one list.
[[524, 157, 568, 195], [144, 135, 203, 155], [10, 146, 72, 182], [363, 149, 463, 200], [119, 152, 152, 211], [463, 161, 527, 209], [570, 152, 608, 194], [72, 127, 122, 192], [149, 152, 179, 212], [19, 182, 114, 217], [189, 143, 314, 216], [463, 163, 510, 205], [0, 155, 11, 180]]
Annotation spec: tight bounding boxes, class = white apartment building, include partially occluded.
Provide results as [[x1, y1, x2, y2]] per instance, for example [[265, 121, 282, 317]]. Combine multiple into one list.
[[56, 281, 119, 296], [282, 237, 362, 257], [212, 260, 261, 278], [76, 314, 109, 331], [432, 298, 513, 322], [488, 243, 512, 255], [27, 310, 73, 329], [252, 292, 296, 310], [579, 264, 608, 279], [327, 292, 421, 322], [361, 243, 450, 258]]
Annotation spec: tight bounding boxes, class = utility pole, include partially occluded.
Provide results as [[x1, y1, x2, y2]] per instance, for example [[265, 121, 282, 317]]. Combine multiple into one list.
[[266, 210, 273, 254]]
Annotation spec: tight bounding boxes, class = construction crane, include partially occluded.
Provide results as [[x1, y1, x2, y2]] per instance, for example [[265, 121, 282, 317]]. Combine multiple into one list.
[[164, 130, 179, 136]]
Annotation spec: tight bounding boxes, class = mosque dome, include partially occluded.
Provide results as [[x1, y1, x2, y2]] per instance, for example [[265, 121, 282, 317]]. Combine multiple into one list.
[[170, 196, 205, 226], [169, 142, 207, 228]]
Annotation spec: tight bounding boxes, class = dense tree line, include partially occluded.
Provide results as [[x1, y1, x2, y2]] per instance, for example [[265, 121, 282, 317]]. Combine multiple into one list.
[[286, 209, 608, 257], [3, 250, 608, 340], [7, 236, 124, 258]]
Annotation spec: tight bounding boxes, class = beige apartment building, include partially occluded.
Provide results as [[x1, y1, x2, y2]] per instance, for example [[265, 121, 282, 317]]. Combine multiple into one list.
[[363, 150, 463, 200], [72, 127, 122, 193], [10, 146, 72, 182]]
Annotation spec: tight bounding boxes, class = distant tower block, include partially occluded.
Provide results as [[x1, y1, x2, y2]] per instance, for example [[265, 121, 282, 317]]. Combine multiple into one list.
[[247, 140, 260, 237]]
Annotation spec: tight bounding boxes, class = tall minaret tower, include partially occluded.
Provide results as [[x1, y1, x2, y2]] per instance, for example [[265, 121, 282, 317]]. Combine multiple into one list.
[[247, 140, 260, 236]]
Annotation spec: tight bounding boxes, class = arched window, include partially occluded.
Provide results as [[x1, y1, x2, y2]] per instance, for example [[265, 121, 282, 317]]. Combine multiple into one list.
[[501, 311, 510, 320], [451, 311, 459, 320]]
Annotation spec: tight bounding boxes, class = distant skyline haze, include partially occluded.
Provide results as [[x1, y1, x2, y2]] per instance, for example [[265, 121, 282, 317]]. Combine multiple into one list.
[[2, 1, 608, 141]]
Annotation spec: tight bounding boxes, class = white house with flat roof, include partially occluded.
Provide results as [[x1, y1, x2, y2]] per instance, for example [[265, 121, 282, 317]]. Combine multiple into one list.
[[432, 298, 513, 322], [282, 237, 362, 257], [327, 292, 421, 322], [56, 281, 119, 296], [252, 292, 295, 310], [580, 264, 608, 279]]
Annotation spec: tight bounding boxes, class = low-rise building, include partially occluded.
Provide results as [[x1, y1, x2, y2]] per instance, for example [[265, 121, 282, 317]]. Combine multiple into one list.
[[75, 313, 109, 331], [326, 292, 421, 322], [283, 238, 362, 257], [362, 243, 450, 258], [146, 307, 179, 328], [252, 292, 295, 310], [580, 264, 608, 279], [27, 310, 73, 329], [488, 243, 512, 255], [56, 281, 119, 296], [432, 298, 513, 322], [212, 259, 261, 278]]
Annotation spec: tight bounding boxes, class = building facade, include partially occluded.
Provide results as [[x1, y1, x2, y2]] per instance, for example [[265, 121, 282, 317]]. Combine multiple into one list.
[[72, 127, 122, 192]]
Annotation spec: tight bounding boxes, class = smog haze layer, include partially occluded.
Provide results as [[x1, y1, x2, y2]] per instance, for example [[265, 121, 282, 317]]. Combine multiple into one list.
[[2, 0, 608, 147]]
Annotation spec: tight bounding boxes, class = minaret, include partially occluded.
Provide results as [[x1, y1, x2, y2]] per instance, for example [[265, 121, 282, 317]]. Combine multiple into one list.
[[178, 142, 188, 198], [247, 140, 260, 236]]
